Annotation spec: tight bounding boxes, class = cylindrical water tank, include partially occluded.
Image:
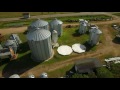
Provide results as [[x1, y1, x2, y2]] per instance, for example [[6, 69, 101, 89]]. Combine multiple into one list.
[[52, 30, 58, 44], [49, 18, 63, 37], [26, 29, 53, 62]]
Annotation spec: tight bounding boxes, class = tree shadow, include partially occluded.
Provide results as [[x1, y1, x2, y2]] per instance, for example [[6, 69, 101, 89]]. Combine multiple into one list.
[[65, 65, 76, 78], [112, 37, 120, 44], [2, 53, 43, 78], [83, 41, 95, 52], [18, 42, 30, 54]]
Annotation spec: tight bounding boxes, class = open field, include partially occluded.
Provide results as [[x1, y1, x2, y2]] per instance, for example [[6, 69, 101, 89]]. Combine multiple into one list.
[[0, 14, 112, 29], [0, 12, 73, 18]]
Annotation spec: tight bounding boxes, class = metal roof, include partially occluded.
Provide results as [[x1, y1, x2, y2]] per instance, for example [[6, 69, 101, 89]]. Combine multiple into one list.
[[96, 29, 102, 34], [89, 28, 102, 34], [9, 74, 20, 78], [50, 18, 63, 25], [27, 29, 51, 41], [5, 40, 15, 46], [29, 19, 48, 28]]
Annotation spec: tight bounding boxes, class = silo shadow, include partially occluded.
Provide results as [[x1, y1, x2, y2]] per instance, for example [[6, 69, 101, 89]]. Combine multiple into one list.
[[112, 37, 120, 44], [2, 53, 43, 78], [18, 42, 30, 54], [83, 41, 95, 52]]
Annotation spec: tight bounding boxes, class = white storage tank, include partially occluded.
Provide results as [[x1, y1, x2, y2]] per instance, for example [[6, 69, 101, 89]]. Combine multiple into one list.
[[26, 29, 53, 62], [52, 30, 58, 44], [79, 19, 88, 34], [49, 18, 63, 37], [89, 27, 102, 46], [28, 19, 49, 32]]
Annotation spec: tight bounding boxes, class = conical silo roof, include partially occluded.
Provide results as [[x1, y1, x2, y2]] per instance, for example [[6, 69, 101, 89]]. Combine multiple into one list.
[[96, 29, 102, 34], [50, 18, 63, 25], [27, 29, 51, 41], [9, 74, 20, 78], [5, 40, 15, 46], [29, 19, 48, 28]]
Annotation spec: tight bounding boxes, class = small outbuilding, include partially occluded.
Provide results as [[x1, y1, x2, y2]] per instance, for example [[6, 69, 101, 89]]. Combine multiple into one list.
[[75, 58, 102, 74]]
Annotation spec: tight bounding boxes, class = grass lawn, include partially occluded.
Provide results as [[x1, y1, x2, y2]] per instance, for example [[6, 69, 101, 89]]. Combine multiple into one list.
[[47, 64, 74, 78]]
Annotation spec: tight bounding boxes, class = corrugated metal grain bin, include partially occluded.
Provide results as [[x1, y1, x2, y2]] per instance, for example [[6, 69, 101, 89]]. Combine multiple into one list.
[[26, 29, 53, 62], [49, 18, 63, 37], [28, 19, 49, 32], [4, 40, 17, 54], [89, 27, 102, 46]]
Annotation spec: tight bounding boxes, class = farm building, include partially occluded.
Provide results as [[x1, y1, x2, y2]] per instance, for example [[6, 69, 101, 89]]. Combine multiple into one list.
[[79, 19, 88, 34], [0, 47, 15, 60], [26, 28, 53, 62], [75, 58, 102, 74], [28, 19, 49, 32], [88, 26, 102, 46], [49, 18, 63, 37], [22, 13, 30, 19], [9, 34, 22, 46], [4, 40, 18, 54]]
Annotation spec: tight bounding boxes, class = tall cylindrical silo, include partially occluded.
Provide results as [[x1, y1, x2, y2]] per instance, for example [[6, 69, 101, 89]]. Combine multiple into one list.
[[89, 27, 102, 46], [28, 19, 49, 32], [52, 30, 58, 44], [79, 19, 88, 34], [26, 29, 53, 62], [4, 40, 17, 54], [49, 18, 63, 37]]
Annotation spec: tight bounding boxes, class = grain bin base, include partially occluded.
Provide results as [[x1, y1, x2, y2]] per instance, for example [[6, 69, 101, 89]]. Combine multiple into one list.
[[31, 50, 54, 62]]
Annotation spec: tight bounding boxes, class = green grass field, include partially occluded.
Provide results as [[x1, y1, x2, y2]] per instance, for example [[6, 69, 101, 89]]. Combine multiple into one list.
[[0, 14, 112, 29]]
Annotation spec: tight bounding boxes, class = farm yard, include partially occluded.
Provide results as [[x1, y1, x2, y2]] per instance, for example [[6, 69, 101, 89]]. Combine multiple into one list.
[[0, 12, 120, 78]]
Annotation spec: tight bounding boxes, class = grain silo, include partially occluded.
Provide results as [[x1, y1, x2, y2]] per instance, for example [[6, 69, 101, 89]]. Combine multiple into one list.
[[40, 72, 48, 78], [49, 18, 63, 37], [89, 27, 102, 46], [79, 19, 88, 34], [28, 19, 49, 32], [4, 40, 17, 54], [26, 29, 53, 62]]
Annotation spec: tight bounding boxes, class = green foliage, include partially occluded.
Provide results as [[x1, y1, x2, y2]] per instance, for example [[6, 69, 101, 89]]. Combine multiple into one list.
[[95, 67, 114, 78], [110, 63, 120, 78], [88, 72, 97, 78], [72, 73, 89, 78]]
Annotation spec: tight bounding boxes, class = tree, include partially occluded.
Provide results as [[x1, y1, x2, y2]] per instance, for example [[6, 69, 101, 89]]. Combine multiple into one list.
[[95, 67, 114, 78], [71, 73, 89, 78]]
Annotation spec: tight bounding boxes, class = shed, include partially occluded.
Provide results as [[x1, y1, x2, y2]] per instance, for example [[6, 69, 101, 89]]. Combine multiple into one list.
[[75, 58, 102, 74]]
